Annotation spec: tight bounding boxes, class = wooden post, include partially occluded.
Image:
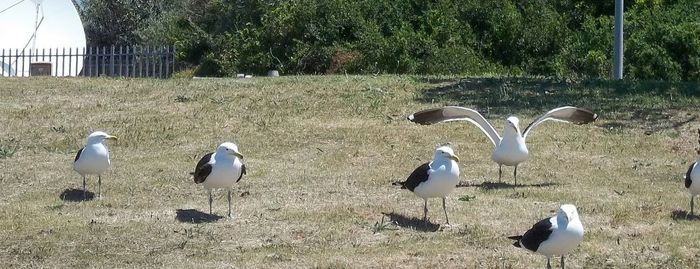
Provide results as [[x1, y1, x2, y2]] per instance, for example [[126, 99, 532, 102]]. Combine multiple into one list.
[[68, 47, 72, 76], [110, 45, 115, 76]]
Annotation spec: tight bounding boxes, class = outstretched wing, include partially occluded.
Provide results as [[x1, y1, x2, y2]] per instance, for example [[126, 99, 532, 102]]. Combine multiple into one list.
[[408, 106, 501, 147], [522, 106, 597, 139], [193, 153, 214, 184]]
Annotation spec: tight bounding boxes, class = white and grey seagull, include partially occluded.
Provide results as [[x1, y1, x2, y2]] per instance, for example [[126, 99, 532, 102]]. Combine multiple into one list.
[[408, 106, 597, 185], [508, 204, 585, 269], [192, 142, 247, 217], [393, 146, 460, 225], [73, 131, 118, 200], [683, 129, 700, 216]]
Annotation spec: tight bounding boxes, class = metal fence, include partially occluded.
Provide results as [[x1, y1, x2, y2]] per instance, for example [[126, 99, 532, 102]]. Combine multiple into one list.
[[0, 45, 176, 78]]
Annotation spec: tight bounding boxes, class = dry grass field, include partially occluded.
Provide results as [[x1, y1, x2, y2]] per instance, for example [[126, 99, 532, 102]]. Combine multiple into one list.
[[1, 76, 700, 268]]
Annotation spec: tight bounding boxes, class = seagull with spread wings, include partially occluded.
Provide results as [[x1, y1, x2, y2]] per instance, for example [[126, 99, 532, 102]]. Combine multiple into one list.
[[408, 106, 597, 185]]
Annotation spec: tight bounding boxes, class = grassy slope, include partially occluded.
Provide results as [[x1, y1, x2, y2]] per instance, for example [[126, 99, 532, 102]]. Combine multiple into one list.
[[0, 76, 699, 268]]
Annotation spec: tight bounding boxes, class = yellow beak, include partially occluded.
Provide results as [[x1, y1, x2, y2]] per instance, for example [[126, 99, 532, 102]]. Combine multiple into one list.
[[450, 154, 460, 162], [107, 135, 118, 141], [234, 152, 244, 159]]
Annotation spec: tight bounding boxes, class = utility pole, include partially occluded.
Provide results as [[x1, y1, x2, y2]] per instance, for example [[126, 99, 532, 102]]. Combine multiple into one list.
[[613, 0, 624, 80]]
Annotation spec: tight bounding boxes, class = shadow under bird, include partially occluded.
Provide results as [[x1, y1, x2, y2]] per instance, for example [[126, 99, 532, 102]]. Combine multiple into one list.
[[73, 131, 118, 200], [192, 142, 247, 218], [683, 129, 700, 216], [508, 204, 584, 269], [393, 146, 460, 226], [408, 106, 597, 185]]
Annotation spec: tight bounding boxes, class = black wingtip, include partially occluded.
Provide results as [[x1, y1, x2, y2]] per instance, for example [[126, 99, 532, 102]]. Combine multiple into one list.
[[507, 236, 522, 248], [392, 181, 407, 188]]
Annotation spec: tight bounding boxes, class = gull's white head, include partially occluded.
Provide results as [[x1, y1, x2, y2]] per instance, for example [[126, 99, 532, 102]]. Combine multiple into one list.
[[505, 116, 522, 134], [434, 146, 459, 162], [86, 131, 118, 144], [557, 204, 580, 223], [217, 142, 243, 159]]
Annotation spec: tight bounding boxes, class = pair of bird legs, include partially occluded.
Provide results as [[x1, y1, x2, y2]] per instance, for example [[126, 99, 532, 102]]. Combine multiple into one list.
[[208, 189, 233, 218], [546, 256, 566, 269], [422, 197, 449, 226], [81, 175, 102, 200], [498, 164, 519, 185]]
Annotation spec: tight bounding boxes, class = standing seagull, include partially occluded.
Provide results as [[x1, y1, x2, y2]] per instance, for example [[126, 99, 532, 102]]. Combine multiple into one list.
[[683, 129, 700, 216], [408, 106, 597, 185], [508, 204, 585, 269], [73, 131, 118, 200], [393, 146, 460, 225], [192, 142, 247, 217]]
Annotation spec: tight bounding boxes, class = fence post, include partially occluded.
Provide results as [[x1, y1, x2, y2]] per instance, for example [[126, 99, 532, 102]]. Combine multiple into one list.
[[68, 47, 72, 76], [145, 46, 150, 77], [1, 48, 4, 76], [61, 47, 65, 76], [100, 46, 105, 76], [27, 49, 32, 77], [110, 45, 115, 77], [139, 46, 144, 77], [89, 47, 93, 77], [76, 47, 81, 76], [15, 49, 24, 77], [8, 49, 11, 76], [119, 46, 123, 77], [127, 46, 131, 77], [172, 45, 176, 77]]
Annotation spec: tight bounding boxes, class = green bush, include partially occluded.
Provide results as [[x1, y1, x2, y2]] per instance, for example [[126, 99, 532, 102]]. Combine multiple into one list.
[[118, 0, 700, 80]]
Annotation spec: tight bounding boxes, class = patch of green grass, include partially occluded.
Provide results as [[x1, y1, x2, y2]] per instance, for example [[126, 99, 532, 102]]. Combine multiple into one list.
[[46, 203, 64, 210], [370, 216, 398, 234], [458, 195, 476, 202], [0, 138, 18, 159]]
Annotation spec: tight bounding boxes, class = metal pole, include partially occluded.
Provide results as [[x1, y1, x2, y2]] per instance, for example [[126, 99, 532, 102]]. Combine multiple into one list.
[[613, 0, 624, 80]]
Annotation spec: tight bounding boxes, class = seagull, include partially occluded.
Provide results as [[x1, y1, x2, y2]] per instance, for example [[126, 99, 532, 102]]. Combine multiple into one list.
[[73, 131, 118, 200], [508, 204, 585, 269], [683, 129, 700, 216], [408, 106, 597, 185], [393, 146, 460, 225], [192, 142, 247, 217]]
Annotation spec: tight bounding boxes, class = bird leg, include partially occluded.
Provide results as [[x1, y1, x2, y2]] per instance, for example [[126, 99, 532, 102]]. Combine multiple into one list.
[[208, 189, 213, 215], [691, 196, 695, 217], [227, 189, 232, 218], [423, 199, 428, 226], [546, 257, 551, 269], [442, 197, 449, 225], [498, 164, 502, 182], [560, 256, 565, 269], [82, 175, 87, 200], [97, 175, 102, 199], [513, 165, 518, 186]]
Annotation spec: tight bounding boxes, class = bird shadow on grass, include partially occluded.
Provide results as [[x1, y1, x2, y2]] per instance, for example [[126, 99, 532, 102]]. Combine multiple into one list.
[[382, 212, 440, 232], [457, 181, 559, 190], [175, 209, 223, 224], [59, 188, 94, 202], [671, 210, 700, 221]]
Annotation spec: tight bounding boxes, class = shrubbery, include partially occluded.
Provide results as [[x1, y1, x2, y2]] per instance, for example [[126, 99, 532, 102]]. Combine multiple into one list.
[[79, 0, 700, 80]]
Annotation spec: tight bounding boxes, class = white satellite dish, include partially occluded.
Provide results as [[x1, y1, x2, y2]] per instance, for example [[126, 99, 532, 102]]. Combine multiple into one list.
[[0, 0, 87, 77]]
